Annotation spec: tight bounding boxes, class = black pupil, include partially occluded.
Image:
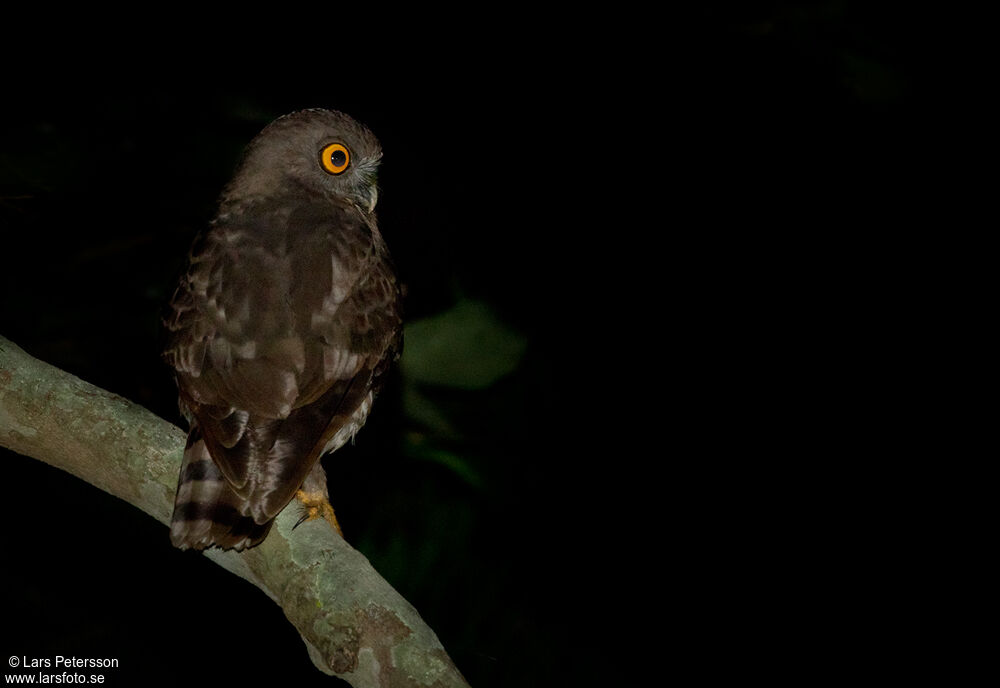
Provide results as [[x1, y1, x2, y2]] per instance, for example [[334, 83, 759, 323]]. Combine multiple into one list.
[[330, 149, 347, 167]]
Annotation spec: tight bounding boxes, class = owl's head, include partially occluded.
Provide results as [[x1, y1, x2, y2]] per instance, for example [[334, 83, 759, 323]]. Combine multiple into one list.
[[220, 108, 383, 214]]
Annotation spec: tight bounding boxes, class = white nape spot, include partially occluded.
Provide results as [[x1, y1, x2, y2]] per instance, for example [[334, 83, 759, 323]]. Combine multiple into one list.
[[233, 340, 257, 359], [311, 310, 330, 329], [327, 255, 349, 306], [276, 370, 298, 418], [206, 296, 226, 320], [323, 347, 360, 380]]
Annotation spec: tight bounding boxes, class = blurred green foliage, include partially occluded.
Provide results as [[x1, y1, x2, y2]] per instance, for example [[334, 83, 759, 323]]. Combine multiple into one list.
[[403, 298, 528, 392], [400, 297, 527, 489]]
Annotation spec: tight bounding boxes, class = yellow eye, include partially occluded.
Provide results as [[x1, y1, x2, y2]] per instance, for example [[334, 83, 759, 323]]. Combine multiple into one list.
[[320, 143, 350, 175]]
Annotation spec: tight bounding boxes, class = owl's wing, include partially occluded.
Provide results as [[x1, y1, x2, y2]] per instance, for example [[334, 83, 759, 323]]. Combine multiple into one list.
[[164, 203, 401, 529]]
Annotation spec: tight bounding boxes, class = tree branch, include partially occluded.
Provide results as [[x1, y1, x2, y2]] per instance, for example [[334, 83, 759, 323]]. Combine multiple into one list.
[[0, 335, 469, 688]]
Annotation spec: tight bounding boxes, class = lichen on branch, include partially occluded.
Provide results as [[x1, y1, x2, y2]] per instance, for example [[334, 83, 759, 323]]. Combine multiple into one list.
[[0, 335, 468, 688]]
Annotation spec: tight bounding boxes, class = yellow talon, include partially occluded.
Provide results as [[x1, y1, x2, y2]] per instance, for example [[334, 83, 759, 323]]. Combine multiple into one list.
[[294, 489, 344, 537]]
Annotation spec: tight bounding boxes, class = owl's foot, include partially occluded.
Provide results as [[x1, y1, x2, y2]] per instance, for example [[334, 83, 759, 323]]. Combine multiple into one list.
[[293, 489, 344, 537]]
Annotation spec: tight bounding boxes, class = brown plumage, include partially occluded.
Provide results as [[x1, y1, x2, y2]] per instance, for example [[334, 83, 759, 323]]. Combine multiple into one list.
[[162, 109, 402, 551]]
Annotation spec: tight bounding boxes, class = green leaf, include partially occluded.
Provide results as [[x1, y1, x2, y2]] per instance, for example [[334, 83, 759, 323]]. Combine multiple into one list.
[[403, 433, 483, 488], [402, 384, 459, 437], [401, 298, 527, 390]]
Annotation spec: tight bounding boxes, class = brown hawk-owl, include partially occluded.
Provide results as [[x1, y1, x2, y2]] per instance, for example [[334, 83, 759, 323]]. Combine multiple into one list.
[[162, 109, 403, 551]]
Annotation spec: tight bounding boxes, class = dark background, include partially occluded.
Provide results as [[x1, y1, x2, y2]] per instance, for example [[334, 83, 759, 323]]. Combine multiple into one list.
[[1, 5, 932, 686]]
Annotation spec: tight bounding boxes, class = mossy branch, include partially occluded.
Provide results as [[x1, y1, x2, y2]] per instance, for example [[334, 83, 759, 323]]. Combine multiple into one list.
[[0, 335, 468, 688]]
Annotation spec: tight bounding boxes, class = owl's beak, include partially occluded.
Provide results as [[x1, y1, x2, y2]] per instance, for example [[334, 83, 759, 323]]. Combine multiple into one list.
[[356, 156, 381, 213]]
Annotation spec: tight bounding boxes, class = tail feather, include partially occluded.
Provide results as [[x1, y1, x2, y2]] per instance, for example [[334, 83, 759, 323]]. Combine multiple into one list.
[[170, 427, 271, 551]]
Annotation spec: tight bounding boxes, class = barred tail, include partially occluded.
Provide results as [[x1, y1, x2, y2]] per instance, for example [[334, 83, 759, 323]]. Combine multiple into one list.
[[170, 426, 271, 551]]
